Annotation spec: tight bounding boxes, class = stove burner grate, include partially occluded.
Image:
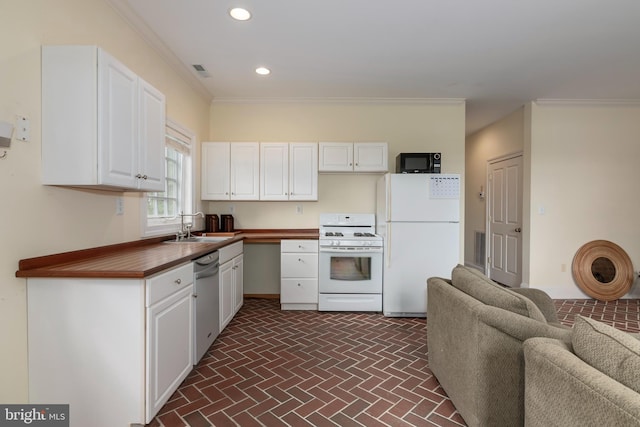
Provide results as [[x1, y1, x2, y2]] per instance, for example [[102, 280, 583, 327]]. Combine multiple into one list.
[[324, 232, 344, 237]]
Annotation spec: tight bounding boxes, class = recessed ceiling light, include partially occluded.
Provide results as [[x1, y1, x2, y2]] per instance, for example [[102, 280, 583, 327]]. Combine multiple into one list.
[[255, 67, 271, 75], [229, 7, 251, 21]]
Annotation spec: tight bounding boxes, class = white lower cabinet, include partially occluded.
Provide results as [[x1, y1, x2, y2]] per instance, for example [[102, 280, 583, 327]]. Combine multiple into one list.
[[281, 240, 318, 310], [26, 263, 194, 427], [220, 241, 244, 331]]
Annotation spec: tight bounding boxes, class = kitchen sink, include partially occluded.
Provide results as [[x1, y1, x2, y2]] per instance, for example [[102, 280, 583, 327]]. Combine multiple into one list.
[[166, 236, 232, 243]]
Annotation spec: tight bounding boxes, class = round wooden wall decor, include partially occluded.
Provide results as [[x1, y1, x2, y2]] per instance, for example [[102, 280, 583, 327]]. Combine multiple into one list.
[[572, 240, 634, 301]]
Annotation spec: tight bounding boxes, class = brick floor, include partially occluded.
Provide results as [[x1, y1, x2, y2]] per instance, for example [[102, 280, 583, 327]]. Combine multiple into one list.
[[147, 298, 640, 427]]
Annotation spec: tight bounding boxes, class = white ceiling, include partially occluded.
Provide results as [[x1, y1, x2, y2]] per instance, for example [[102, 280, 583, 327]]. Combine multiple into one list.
[[113, 0, 640, 135]]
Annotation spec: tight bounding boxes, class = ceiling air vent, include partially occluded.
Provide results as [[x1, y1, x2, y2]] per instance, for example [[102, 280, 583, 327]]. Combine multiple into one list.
[[192, 64, 211, 78]]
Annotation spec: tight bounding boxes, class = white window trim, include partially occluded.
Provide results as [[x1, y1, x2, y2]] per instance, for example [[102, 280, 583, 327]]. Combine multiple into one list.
[[140, 118, 198, 237]]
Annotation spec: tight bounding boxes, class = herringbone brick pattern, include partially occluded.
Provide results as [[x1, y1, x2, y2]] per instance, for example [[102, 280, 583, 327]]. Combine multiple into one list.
[[147, 298, 640, 427]]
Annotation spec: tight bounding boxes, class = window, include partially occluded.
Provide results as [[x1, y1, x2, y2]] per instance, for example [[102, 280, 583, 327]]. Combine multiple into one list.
[[142, 119, 194, 236]]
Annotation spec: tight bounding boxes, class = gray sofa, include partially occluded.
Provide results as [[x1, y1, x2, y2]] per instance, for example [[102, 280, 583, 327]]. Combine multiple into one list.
[[524, 316, 640, 427], [426, 265, 571, 427]]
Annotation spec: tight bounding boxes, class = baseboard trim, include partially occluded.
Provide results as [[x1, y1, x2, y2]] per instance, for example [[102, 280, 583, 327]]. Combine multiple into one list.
[[244, 294, 280, 299]]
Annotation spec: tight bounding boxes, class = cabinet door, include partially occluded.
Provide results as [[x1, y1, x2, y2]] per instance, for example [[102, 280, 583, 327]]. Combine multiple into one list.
[[146, 285, 193, 422], [354, 142, 388, 172], [289, 143, 318, 200], [319, 142, 353, 172], [201, 142, 230, 200], [137, 79, 166, 191], [233, 255, 244, 314], [98, 49, 138, 188], [230, 143, 259, 200], [260, 143, 289, 200], [219, 260, 234, 331]]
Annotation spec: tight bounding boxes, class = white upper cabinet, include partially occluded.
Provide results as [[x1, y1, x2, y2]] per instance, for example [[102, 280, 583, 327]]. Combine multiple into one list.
[[41, 45, 166, 191], [260, 143, 289, 200], [353, 142, 388, 172], [201, 142, 230, 200], [319, 142, 388, 172], [261, 142, 318, 201], [201, 142, 259, 200], [231, 143, 260, 200]]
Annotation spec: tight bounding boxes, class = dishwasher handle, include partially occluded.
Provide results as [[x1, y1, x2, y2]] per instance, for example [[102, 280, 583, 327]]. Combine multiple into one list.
[[195, 262, 219, 280]]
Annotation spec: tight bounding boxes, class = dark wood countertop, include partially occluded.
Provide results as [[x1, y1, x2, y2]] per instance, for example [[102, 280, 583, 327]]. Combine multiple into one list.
[[16, 229, 318, 279]]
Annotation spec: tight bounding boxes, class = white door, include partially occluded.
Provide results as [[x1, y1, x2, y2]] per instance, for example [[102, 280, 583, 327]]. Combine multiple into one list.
[[219, 260, 234, 330], [289, 143, 318, 200], [260, 143, 289, 200], [230, 142, 260, 200], [233, 255, 244, 314], [354, 142, 388, 172], [98, 49, 138, 188], [137, 79, 166, 191], [146, 285, 193, 422], [201, 142, 230, 200], [488, 154, 523, 286], [318, 142, 353, 171]]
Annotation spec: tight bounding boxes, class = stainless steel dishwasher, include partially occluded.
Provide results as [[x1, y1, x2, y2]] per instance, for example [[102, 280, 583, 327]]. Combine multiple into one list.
[[193, 251, 220, 364]]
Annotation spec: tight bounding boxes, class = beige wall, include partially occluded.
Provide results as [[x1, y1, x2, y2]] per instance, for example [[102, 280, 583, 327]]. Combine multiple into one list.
[[465, 108, 525, 270], [528, 101, 640, 298], [208, 101, 466, 228], [0, 0, 210, 401]]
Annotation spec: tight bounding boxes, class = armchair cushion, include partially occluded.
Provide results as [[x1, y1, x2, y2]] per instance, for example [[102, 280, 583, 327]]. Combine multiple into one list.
[[572, 315, 640, 394]]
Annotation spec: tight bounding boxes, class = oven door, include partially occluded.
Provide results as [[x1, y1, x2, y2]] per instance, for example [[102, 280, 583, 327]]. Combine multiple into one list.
[[319, 247, 383, 294]]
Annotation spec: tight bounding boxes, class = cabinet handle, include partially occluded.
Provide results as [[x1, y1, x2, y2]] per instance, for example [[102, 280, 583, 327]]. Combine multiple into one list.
[[298, 258, 303, 262], [142, 175, 148, 180], [175, 278, 182, 284], [297, 283, 301, 287], [136, 174, 142, 179]]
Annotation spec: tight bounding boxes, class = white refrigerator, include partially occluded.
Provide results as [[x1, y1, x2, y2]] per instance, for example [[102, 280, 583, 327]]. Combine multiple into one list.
[[376, 173, 461, 317]]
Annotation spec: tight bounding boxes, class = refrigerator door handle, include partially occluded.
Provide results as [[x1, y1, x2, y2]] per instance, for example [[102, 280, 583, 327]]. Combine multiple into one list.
[[386, 223, 392, 268]]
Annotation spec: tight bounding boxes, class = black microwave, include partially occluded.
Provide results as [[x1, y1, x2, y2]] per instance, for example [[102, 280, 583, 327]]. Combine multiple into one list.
[[396, 153, 441, 173]]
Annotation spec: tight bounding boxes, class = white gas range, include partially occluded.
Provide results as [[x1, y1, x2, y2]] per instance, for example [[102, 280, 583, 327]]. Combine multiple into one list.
[[318, 213, 383, 312]]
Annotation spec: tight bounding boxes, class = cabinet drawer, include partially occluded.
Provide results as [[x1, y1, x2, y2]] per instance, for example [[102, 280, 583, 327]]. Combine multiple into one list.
[[281, 239, 318, 253], [146, 263, 194, 307], [281, 254, 318, 277], [281, 279, 318, 303], [219, 241, 243, 264]]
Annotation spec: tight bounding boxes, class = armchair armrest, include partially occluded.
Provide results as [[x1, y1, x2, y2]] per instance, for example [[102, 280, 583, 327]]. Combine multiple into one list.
[[510, 287, 561, 324]]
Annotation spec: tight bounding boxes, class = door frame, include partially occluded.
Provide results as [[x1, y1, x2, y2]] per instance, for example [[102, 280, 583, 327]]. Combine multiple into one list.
[[485, 151, 524, 283]]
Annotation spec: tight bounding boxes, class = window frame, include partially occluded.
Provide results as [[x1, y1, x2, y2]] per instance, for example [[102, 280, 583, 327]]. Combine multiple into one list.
[[140, 119, 196, 237]]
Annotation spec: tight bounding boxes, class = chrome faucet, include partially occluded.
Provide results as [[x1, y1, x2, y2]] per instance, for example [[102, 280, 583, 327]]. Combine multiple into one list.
[[178, 211, 204, 240]]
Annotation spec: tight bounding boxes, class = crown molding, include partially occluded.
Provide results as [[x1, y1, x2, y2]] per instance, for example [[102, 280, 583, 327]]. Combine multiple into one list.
[[535, 99, 640, 107], [211, 97, 466, 106], [104, 0, 213, 104]]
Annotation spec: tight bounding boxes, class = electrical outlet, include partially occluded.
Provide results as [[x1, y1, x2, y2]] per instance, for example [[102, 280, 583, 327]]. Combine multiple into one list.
[[561, 263, 566, 272], [116, 197, 124, 215], [229, 205, 235, 214], [295, 205, 303, 215], [15, 115, 30, 142]]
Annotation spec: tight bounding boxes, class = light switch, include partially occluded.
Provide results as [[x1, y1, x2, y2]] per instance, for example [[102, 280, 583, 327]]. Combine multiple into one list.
[[116, 197, 124, 215]]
